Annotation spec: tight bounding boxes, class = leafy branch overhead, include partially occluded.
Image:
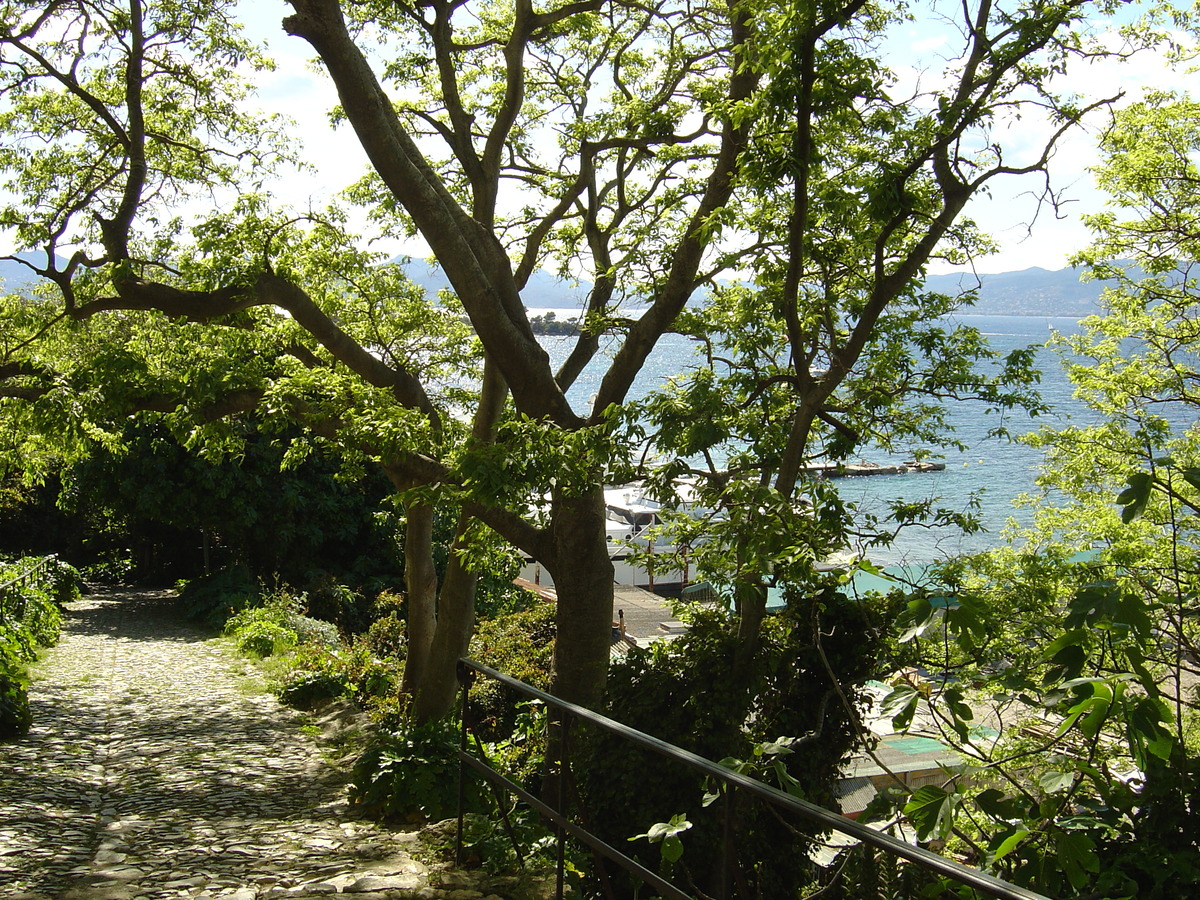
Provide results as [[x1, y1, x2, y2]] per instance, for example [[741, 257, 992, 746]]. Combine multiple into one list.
[[0, 0, 1147, 732]]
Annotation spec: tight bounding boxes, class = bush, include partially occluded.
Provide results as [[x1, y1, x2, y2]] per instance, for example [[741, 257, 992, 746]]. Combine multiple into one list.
[[276, 641, 402, 712], [469, 597, 556, 742], [300, 571, 375, 634], [350, 718, 483, 822], [176, 565, 258, 630], [364, 613, 406, 659], [0, 555, 67, 738], [0, 637, 33, 740], [576, 590, 883, 898], [234, 620, 297, 657], [47, 558, 84, 605], [279, 668, 349, 708]]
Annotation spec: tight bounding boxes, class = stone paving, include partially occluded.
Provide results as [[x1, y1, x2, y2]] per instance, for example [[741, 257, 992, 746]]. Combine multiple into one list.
[[0, 589, 537, 900]]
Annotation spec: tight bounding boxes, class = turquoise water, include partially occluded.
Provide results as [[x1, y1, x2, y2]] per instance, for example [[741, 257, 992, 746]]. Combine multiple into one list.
[[539, 314, 1091, 565]]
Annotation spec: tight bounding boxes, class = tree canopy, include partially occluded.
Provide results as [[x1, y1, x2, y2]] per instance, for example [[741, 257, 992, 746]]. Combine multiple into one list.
[[0, 0, 1135, 724], [877, 89, 1200, 898]]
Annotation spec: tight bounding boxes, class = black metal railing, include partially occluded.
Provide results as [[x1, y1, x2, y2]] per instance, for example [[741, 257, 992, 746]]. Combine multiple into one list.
[[0, 555, 57, 624], [456, 657, 1051, 900]]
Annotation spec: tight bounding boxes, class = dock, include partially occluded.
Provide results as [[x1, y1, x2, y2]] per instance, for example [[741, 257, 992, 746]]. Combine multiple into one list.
[[806, 460, 946, 478]]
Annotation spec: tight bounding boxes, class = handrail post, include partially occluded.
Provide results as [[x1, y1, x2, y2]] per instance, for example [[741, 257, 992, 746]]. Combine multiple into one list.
[[721, 783, 736, 900], [555, 710, 572, 900], [455, 660, 474, 868]]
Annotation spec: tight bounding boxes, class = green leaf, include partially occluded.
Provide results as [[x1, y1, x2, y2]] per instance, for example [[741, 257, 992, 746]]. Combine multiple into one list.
[[1038, 770, 1074, 794], [1055, 830, 1099, 890], [661, 834, 684, 864], [989, 825, 1030, 863], [1181, 467, 1200, 493], [899, 596, 939, 643], [975, 788, 1023, 822], [881, 683, 920, 731], [1116, 471, 1154, 523], [904, 785, 959, 841]]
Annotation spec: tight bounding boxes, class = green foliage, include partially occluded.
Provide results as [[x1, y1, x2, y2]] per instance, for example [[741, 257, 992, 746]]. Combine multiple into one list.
[[176, 565, 258, 631], [0, 555, 66, 738], [223, 587, 341, 659], [629, 814, 692, 870], [0, 640, 32, 740], [277, 640, 402, 713], [55, 421, 403, 589], [47, 559, 83, 606], [364, 613, 407, 660], [885, 551, 1200, 897], [233, 619, 298, 658], [578, 592, 883, 897], [279, 666, 349, 709], [468, 598, 556, 742], [350, 718, 481, 823]]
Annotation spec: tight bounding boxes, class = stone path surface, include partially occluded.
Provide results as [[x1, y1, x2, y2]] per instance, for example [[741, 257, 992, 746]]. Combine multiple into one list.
[[0, 589, 528, 900]]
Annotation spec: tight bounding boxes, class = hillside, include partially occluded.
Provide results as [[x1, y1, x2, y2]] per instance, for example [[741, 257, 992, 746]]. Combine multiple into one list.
[[0, 252, 58, 294], [395, 256, 1113, 316], [922, 265, 1113, 316], [394, 256, 591, 308], [6, 253, 1113, 317]]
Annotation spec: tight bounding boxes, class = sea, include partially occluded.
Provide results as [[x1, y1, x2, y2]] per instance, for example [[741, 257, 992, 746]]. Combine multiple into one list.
[[537, 314, 1093, 566]]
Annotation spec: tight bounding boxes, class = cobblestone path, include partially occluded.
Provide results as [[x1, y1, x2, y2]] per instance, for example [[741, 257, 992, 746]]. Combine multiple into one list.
[[0, 589, 511, 900]]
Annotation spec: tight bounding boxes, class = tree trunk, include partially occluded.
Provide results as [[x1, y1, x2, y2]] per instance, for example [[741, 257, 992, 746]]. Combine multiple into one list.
[[546, 484, 614, 710], [412, 515, 479, 722], [400, 500, 437, 695], [407, 359, 506, 721]]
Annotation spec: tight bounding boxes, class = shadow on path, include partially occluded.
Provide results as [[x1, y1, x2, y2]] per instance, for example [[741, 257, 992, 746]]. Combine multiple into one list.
[[0, 588, 431, 900]]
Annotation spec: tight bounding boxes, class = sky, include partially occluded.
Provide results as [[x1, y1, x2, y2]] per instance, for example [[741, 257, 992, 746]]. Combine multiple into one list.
[[234, 2, 1191, 277], [1, 2, 1189, 277]]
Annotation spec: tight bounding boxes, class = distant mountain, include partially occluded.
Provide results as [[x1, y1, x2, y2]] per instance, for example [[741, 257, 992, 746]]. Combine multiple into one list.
[[922, 265, 1115, 316], [0, 252, 59, 294], [393, 256, 592, 308], [396, 255, 1123, 317], [2, 251, 1121, 317]]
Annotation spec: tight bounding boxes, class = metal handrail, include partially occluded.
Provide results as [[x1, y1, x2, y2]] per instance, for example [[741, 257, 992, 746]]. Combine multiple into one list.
[[0, 555, 57, 622], [456, 657, 1052, 900], [0, 554, 55, 592]]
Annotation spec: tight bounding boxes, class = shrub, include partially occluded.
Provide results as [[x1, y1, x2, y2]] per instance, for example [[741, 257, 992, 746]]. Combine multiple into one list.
[[285, 611, 341, 649], [364, 613, 406, 659], [576, 591, 883, 898], [235, 620, 297, 657], [0, 636, 33, 740], [350, 718, 483, 822], [48, 559, 84, 605], [469, 597, 556, 742], [276, 641, 402, 712], [279, 668, 349, 708], [176, 565, 258, 630], [300, 571, 373, 634], [0, 555, 66, 738]]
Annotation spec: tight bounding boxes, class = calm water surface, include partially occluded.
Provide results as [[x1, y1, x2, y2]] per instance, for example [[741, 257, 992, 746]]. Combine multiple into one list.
[[538, 314, 1092, 564]]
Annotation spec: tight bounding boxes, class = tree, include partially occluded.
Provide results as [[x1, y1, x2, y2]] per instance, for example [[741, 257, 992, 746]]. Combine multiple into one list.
[[877, 92, 1200, 898], [0, 0, 1127, 724]]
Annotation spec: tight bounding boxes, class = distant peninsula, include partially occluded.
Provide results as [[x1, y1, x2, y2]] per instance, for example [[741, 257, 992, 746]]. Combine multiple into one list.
[[528, 312, 580, 335], [3, 253, 1115, 319]]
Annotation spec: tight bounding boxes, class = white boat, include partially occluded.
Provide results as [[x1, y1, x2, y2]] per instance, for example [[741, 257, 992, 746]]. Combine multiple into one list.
[[518, 483, 698, 590]]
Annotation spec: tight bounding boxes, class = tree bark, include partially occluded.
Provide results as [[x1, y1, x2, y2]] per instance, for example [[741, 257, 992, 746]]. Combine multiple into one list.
[[400, 499, 437, 696], [545, 484, 614, 709], [412, 516, 480, 722]]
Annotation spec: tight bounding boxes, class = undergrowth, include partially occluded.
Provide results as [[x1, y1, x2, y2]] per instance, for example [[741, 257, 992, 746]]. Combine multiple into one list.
[[1, 556, 80, 739]]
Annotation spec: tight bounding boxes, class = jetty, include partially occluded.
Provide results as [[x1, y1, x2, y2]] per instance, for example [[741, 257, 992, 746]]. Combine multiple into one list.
[[806, 460, 946, 478]]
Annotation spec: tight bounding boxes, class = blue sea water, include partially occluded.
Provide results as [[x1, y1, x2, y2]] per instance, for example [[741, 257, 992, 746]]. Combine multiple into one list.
[[539, 314, 1092, 565]]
